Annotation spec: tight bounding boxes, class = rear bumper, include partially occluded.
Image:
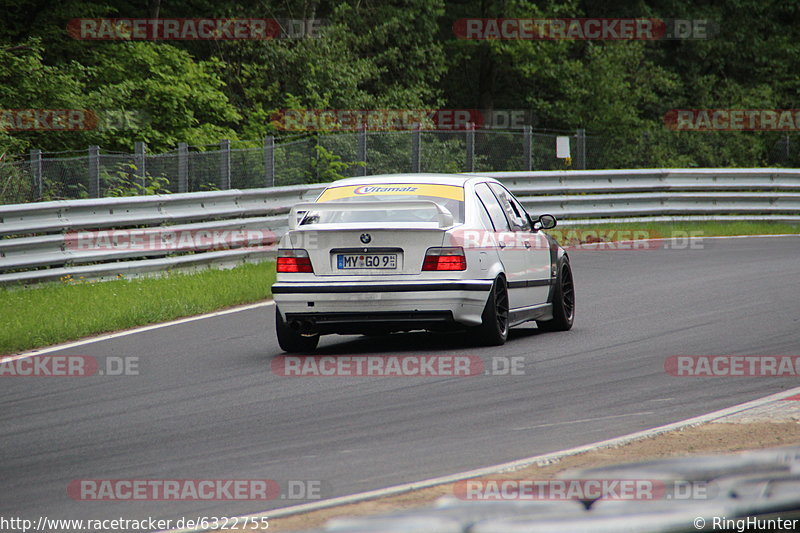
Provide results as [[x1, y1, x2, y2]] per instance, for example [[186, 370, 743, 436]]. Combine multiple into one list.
[[272, 279, 492, 332]]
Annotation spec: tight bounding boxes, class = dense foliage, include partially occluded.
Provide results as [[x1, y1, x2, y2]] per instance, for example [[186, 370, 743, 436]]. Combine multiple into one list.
[[1, 0, 798, 167]]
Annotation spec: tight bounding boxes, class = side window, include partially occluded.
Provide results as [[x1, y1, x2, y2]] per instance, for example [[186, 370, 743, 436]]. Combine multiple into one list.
[[475, 183, 511, 231], [489, 183, 529, 231], [475, 195, 495, 231]]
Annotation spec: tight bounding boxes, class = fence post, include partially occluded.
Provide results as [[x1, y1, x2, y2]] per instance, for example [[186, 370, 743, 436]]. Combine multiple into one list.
[[575, 128, 587, 170], [178, 142, 188, 193], [785, 134, 791, 161], [357, 124, 367, 176], [264, 136, 275, 186], [314, 134, 320, 182], [134, 141, 146, 193], [30, 149, 43, 199], [219, 139, 231, 190], [411, 127, 421, 173], [523, 125, 532, 171], [88, 145, 100, 197], [466, 122, 475, 172]]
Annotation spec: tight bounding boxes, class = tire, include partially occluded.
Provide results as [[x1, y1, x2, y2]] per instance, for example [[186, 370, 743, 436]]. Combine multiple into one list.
[[538, 256, 575, 332], [471, 276, 510, 346], [275, 306, 320, 353]]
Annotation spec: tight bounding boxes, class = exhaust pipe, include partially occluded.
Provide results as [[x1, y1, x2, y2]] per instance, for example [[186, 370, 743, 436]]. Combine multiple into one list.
[[288, 319, 315, 333]]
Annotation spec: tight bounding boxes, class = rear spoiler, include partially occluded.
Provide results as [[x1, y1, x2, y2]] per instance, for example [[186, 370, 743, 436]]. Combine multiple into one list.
[[289, 200, 454, 230]]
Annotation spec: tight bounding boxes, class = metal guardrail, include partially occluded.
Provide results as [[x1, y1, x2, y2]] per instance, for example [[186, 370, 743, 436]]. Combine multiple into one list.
[[480, 169, 800, 222], [1, 169, 799, 285], [0, 184, 325, 285]]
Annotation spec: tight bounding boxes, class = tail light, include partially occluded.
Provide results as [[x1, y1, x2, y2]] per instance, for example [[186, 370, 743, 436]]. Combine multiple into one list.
[[277, 249, 313, 273], [422, 247, 467, 271]]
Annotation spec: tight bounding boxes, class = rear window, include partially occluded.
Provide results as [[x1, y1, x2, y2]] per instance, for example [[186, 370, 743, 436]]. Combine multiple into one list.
[[308, 183, 465, 224]]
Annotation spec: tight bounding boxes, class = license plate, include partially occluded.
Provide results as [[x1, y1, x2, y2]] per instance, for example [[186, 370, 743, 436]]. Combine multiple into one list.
[[337, 254, 397, 269]]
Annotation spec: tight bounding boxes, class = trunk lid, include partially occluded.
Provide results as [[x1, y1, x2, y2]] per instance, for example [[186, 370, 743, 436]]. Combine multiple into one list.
[[287, 225, 447, 276]]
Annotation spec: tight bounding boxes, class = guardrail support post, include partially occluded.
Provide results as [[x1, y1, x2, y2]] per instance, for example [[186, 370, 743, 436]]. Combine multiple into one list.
[[178, 142, 188, 193], [411, 127, 421, 173], [523, 125, 532, 171], [30, 149, 43, 199], [264, 136, 275, 187], [575, 128, 587, 170], [466, 123, 475, 172], [357, 124, 367, 176], [88, 145, 100, 198], [219, 139, 231, 190], [134, 141, 146, 193]]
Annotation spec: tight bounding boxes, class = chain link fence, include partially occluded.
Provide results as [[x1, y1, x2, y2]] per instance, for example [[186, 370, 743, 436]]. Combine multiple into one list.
[[3, 128, 800, 204]]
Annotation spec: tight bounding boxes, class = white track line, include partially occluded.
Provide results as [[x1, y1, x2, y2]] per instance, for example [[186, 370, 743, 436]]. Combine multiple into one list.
[[0, 301, 274, 363], [160, 385, 800, 532]]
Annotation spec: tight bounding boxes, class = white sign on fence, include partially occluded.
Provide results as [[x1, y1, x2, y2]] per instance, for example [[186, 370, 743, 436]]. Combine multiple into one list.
[[556, 136, 571, 159]]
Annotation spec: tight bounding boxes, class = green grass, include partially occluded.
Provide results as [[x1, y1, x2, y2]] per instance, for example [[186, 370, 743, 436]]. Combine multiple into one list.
[[2, 221, 799, 356], [0, 261, 276, 355], [551, 220, 800, 241]]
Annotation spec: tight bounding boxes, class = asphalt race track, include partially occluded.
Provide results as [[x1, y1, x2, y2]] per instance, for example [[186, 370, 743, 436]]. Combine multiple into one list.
[[2, 236, 799, 528]]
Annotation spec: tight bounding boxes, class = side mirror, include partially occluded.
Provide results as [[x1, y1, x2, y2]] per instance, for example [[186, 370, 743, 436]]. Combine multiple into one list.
[[539, 214, 557, 229], [533, 214, 557, 231]]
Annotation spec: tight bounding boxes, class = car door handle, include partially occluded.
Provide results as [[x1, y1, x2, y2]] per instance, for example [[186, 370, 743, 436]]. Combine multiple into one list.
[[524, 241, 531, 249], [498, 241, 506, 249]]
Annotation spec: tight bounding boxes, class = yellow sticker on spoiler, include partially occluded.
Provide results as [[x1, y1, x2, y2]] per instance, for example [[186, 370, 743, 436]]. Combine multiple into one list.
[[317, 183, 464, 202]]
